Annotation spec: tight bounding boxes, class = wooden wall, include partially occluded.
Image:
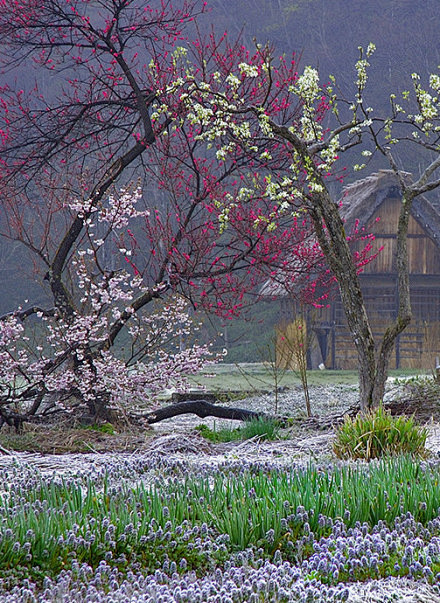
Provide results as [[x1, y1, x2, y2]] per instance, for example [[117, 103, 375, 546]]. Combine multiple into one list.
[[325, 319, 440, 370], [318, 285, 440, 370], [352, 197, 440, 275]]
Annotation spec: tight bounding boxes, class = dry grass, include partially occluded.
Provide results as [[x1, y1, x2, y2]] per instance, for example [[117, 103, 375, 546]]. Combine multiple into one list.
[[0, 422, 155, 454]]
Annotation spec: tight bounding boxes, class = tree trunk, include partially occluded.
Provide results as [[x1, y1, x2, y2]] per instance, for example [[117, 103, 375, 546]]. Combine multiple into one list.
[[308, 174, 413, 412], [141, 399, 275, 424], [308, 186, 381, 410], [357, 347, 388, 410]]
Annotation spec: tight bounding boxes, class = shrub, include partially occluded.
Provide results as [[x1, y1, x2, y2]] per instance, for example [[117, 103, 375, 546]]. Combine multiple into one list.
[[333, 405, 428, 460]]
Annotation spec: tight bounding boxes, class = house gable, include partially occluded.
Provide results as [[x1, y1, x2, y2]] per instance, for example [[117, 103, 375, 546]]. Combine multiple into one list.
[[342, 170, 440, 276]]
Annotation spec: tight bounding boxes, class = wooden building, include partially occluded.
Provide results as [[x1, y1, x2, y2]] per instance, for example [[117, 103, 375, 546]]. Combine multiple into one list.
[[271, 170, 440, 370]]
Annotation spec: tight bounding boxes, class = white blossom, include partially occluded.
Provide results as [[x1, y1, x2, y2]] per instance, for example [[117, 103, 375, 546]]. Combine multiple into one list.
[[238, 62, 259, 77]]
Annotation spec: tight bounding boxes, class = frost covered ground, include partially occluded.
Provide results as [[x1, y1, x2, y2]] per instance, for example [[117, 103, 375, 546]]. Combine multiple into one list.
[[2, 383, 440, 601]]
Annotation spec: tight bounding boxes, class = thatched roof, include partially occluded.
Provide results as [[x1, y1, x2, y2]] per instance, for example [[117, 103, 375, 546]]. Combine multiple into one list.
[[341, 169, 440, 244], [261, 169, 440, 298], [258, 252, 316, 298]]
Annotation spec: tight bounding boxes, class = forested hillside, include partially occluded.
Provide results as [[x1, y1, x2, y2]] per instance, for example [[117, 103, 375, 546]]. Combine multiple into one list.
[[212, 0, 440, 101]]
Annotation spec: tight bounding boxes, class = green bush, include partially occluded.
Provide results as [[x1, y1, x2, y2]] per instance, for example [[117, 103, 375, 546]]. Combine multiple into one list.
[[333, 405, 428, 460]]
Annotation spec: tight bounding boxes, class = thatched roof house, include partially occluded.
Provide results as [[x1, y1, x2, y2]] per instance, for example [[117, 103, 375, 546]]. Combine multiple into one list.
[[342, 169, 440, 276], [270, 170, 440, 370]]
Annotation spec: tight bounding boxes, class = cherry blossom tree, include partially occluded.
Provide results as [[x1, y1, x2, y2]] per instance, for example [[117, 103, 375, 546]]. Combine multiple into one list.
[[0, 0, 333, 426], [0, 0, 386, 427]]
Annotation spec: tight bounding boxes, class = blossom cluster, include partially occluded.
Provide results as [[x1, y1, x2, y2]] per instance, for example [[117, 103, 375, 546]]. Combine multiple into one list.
[[0, 187, 220, 417]]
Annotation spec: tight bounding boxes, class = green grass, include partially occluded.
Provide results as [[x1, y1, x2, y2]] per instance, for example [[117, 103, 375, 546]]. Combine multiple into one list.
[[333, 405, 428, 460], [82, 422, 116, 435], [195, 416, 281, 443], [0, 474, 228, 587], [183, 456, 440, 549], [195, 423, 243, 443], [189, 363, 428, 393]]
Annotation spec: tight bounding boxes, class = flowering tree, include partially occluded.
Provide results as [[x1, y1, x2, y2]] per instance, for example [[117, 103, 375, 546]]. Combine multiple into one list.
[[0, 0, 335, 426], [171, 40, 440, 411], [0, 1, 393, 425]]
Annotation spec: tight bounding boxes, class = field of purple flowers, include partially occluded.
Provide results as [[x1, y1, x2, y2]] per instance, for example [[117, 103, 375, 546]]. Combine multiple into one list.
[[2, 448, 440, 602]]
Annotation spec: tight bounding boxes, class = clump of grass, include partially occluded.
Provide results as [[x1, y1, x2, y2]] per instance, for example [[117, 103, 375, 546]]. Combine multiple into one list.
[[333, 405, 428, 460], [240, 416, 281, 440], [83, 422, 116, 435], [195, 423, 242, 443], [195, 416, 281, 443]]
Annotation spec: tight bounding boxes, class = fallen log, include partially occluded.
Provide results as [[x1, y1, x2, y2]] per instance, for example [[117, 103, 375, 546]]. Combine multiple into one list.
[[139, 399, 360, 428], [141, 399, 272, 425]]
